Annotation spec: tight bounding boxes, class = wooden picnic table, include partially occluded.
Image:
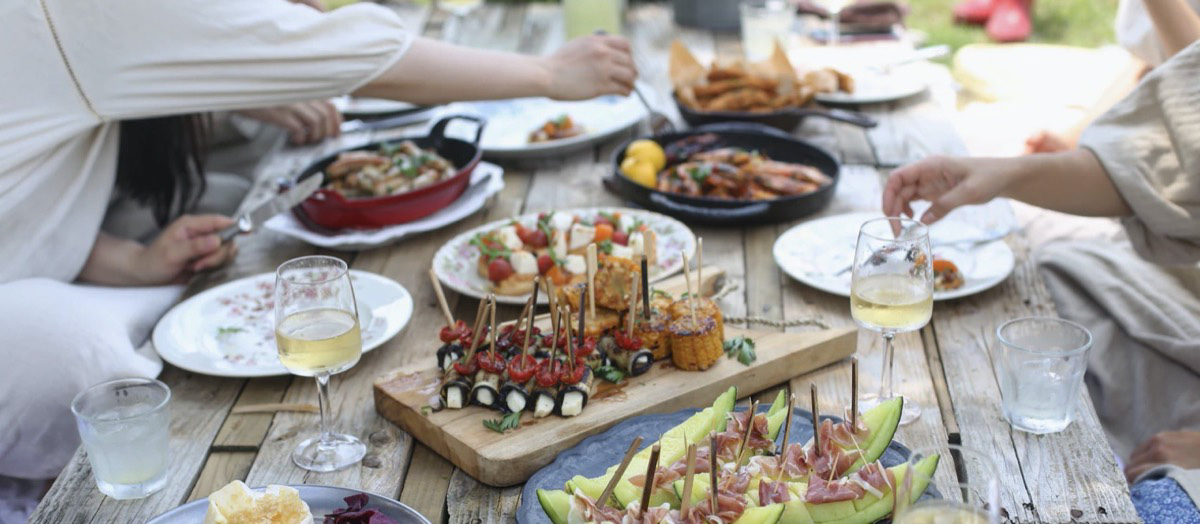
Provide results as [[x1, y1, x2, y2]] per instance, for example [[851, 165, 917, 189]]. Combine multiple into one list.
[[30, 3, 1138, 523]]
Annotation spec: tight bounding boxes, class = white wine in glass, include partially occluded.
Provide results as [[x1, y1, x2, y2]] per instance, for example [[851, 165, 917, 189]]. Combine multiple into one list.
[[893, 444, 1000, 524], [274, 255, 365, 472], [850, 217, 933, 425]]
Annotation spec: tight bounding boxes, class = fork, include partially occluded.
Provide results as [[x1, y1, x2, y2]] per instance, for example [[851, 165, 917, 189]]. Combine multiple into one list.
[[632, 85, 675, 135]]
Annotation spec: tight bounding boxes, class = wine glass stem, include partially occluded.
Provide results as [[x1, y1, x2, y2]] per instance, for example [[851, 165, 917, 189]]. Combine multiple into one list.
[[315, 373, 334, 444], [880, 332, 895, 400]]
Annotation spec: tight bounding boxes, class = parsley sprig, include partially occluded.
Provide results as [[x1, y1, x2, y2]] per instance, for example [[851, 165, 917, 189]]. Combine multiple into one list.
[[723, 336, 757, 366], [470, 234, 511, 260], [483, 411, 522, 433], [594, 365, 627, 384]]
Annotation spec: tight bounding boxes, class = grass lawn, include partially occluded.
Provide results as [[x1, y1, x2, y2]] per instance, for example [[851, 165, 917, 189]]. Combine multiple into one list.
[[906, 0, 1119, 51]]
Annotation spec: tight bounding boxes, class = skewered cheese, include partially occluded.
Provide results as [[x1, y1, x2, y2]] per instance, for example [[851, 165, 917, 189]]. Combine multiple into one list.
[[628, 232, 645, 256], [568, 223, 595, 251], [497, 226, 523, 251], [610, 244, 634, 260], [564, 254, 586, 275], [510, 251, 538, 275]]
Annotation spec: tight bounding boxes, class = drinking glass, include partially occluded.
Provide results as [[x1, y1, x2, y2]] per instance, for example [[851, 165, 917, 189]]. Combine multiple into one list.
[[71, 378, 171, 499], [894, 444, 1000, 524], [274, 255, 365, 472], [739, 0, 796, 61], [851, 217, 933, 425], [994, 317, 1092, 434], [564, 0, 623, 39], [813, 0, 851, 46]]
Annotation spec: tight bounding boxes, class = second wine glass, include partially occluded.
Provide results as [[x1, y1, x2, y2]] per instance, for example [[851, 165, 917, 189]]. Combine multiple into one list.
[[850, 217, 933, 425], [274, 255, 365, 472]]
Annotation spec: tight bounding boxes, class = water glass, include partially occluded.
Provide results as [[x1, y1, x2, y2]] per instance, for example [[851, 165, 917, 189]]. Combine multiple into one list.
[[739, 0, 796, 61], [71, 378, 171, 500], [894, 444, 1000, 524], [994, 317, 1092, 434]]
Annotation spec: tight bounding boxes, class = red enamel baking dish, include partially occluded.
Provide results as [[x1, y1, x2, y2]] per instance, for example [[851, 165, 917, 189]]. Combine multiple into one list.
[[294, 115, 485, 230]]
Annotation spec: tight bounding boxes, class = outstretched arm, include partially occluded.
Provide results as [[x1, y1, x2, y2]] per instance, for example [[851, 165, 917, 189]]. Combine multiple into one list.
[[882, 150, 1133, 225], [79, 216, 237, 286], [356, 35, 636, 105], [1143, 0, 1200, 58]]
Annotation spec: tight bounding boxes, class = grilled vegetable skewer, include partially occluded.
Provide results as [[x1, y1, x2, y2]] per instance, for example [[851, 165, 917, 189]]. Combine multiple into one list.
[[441, 299, 489, 409], [501, 281, 540, 413], [557, 305, 594, 417], [431, 268, 469, 371], [609, 271, 653, 376], [531, 309, 564, 418], [470, 296, 504, 409]]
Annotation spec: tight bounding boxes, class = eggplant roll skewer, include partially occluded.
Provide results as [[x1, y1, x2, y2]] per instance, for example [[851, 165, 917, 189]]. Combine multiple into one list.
[[439, 368, 472, 410], [470, 369, 501, 409], [556, 367, 594, 417], [436, 343, 464, 372]]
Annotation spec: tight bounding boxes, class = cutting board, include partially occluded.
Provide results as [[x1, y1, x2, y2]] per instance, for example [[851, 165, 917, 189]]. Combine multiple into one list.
[[374, 323, 856, 486]]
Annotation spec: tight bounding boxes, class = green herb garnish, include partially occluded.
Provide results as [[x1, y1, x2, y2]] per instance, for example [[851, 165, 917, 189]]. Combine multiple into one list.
[[723, 336, 757, 366], [217, 326, 244, 336], [652, 289, 672, 299], [594, 365, 627, 384], [483, 411, 522, 433], [470, 234, 511, 260], [689, 165, 712, 183], [596, 240, 614, 255]]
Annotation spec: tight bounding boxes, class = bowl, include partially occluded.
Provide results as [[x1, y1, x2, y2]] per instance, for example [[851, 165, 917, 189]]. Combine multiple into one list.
[[673, 92, 877, 131]]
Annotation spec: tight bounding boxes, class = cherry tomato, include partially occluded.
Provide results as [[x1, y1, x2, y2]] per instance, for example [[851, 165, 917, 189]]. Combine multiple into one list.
[[594, 216, 614, 228], [593, 223, 614, 243], [611, 231, 629, 246], [487, 258, 515, 283], [546, 266, 569, 286], [560, 363, 587, 385], [476, 352, 507, 374], [537, 254, 555, 275], [508, 354, 538, 382], [526, 229, 549, 248], [439, 320, 469, 343], [459, 325, 490, 349], [614, 331, 643, 351], [453, 358, 479, 376], [536, 359, 563, 388], [575, 336, 597, 357]]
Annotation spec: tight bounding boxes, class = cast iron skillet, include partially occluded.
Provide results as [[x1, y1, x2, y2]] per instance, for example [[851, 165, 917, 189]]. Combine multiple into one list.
[[606, 122, 840, 226], [674, 92, 877, 131]]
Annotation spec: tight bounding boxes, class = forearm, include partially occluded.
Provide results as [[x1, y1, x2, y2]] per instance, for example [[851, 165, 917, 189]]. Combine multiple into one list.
[[354, 38, 551, 105], [1143, 0, 1200, 57], [78, 233, 149, 286], [1002, 150, 1134, 217]]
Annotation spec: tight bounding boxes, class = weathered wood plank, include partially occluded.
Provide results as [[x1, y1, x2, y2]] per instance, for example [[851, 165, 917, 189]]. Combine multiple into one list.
[[397, 444, 455, 524], [931, 240, 1138, 522], [447, 469, 522, 524], [188, 452, 257, 502], [213, 376, 293, 450]]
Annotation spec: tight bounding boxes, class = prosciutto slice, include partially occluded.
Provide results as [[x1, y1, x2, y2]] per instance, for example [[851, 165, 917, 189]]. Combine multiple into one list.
[[569, 488, 624, 523], [805, 476, 866, 504], [758, 480, 791, 506]]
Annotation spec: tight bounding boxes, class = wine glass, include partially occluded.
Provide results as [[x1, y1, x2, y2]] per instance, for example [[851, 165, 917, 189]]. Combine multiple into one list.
[[274, 255, 365, 472], [894, 444, 1000, 523], [850, 217, 932, 425]]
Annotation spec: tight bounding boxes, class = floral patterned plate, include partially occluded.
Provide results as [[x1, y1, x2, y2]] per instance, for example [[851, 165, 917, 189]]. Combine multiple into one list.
[[152, 270, 412, 378], [433, 207, 696, 305]]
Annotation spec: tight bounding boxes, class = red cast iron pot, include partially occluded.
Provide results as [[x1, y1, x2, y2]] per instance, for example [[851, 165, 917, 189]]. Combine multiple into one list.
[[295, 115, 486, 230]]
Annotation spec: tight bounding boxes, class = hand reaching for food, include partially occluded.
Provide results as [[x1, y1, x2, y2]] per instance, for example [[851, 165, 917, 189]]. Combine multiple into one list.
[[237, 100, 343, 145], [143, 214, 239, 282], [542, 35, 637, 100]]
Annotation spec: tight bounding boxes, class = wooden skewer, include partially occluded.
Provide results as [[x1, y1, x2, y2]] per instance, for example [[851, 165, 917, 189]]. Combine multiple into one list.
[[520, 279, 540, 358], [709, 432, 719, 515], [639, 444, 661, 518], [777, 393, 796, 481], [626, 271, 640, 338], [577, 288, 587, 348], [640, 256, 651, 321], [811, 383, 821, 456], [679, 443, 697, 517], [428, 268, 455, 328], [736, 400, 759, 467], [681, 250, 698, 328], [696, 237, 703, 295], [543, 279, 558, 338], [851, 356, 859, 430], [464, 299, 490, 361], [488, 295, 498, 358], [231, 402, 318, 414], [598, 437, 644, 509], [586, 243, 598, 319]]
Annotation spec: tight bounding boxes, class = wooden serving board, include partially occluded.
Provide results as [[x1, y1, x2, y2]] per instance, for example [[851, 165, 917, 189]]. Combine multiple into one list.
[[374, 325, 856, 486]]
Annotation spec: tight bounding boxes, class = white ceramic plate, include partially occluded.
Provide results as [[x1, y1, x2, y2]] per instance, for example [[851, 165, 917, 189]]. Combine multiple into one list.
[[148, 485, 430, 523], [433, 207, 696, 305], [434, 92, 647, 159], [264, 161, 505, 251], [153, 270, 412, 378], [773, 212, 1015, 301], [814, 67, 927, 105]]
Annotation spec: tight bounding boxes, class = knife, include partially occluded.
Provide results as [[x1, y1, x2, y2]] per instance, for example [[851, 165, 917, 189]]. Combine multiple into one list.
[[219, 175, 323, 243], [339, 107, 436, 134]]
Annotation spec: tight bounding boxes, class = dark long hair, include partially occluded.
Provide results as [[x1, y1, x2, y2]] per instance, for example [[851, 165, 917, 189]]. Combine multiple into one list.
[[114, 114, 209, 226]]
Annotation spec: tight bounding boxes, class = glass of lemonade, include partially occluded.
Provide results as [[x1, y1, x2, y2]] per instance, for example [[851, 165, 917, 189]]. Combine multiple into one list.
[[850, 217, 933, 425], [894, 444, 1000, 524], [739, 0, 796, 61], [274, 255, 365, 472], [564, 0, 623, 39], [71, 378, 171, 499], [994, 317, 1092, 434]]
